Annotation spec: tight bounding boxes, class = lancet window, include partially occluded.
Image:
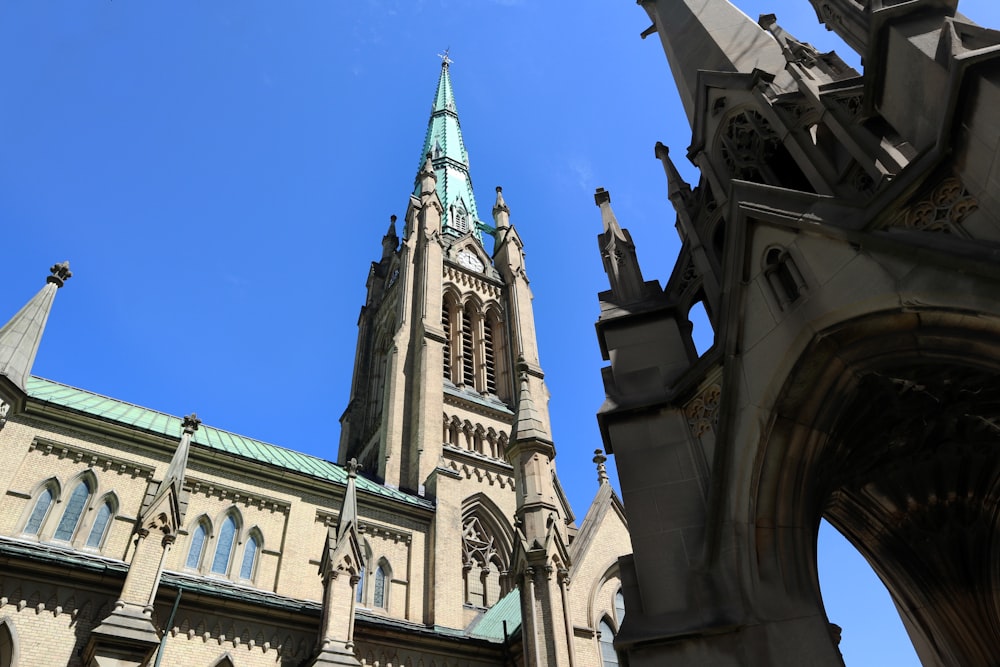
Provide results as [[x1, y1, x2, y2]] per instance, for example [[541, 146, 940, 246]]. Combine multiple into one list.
[[764, 246, 807, 310], [441, 293, 509, 402], [462, 514, 509, 609], [54, 479, 92, 541]]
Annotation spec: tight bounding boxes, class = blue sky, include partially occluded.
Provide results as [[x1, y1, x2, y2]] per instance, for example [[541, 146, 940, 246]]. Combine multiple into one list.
[[2, 1, 998, 664]]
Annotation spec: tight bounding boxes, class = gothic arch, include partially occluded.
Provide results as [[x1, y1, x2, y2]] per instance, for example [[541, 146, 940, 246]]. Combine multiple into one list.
[[18, 477, 60, 537], [586, 561, 623, 634], [750, 308, 1000, 665], [0, 617, 18, 667], [208, 508, 243, 576], [209, 652, 235, 667], [82, 491, 119, 550], [237, 526, 263, 581], [461, 493, 514, 608], [185, 515, 212, 570], [52, 469, 98, 543]]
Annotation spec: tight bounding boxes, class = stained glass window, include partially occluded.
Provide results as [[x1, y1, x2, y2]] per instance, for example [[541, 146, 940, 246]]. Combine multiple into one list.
[[24, 487, 54, 535], [186, 521, 208, 569], [211, 515, 238, 574], [374, 566, 386, 608], [85, 501, 113, 548], [599, 620, 619, 667], [54, 481, 91, 541], [239, 534, 259, 580]]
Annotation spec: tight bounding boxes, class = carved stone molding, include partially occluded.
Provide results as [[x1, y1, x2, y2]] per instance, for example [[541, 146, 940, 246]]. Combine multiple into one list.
[[684, 384, 722, 437], [889, 176, 979, 235], [28, 439, 155, 479]]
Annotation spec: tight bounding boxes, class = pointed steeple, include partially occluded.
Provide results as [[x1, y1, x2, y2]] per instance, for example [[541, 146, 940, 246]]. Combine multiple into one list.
[[413, 54, 483, 243], [0, 262, 71, 409], [143, 413, 200, 529], [639, 0, 789, 125]]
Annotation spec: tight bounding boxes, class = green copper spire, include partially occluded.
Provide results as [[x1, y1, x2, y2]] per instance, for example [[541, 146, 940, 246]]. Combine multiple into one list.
[[414, 53, 484, 244]]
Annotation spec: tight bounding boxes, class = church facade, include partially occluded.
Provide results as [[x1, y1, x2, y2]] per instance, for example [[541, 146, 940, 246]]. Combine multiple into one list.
[[0, 59, 630, 666], [596, 1, 1000, 665]]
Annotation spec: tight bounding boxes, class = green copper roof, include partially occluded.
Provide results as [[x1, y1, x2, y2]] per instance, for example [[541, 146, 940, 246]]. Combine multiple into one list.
[[24, 376, 433, 510], [468, 588, 522, 641], [414, 58, 484, 244]]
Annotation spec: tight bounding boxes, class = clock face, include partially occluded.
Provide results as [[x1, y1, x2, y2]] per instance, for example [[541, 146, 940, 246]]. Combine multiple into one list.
[[457, 249, 485, 273]]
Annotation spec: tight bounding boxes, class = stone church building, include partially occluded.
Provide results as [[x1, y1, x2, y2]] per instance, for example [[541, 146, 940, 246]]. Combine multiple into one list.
[[4, 0, 1000, 666], [596, 0, 1000, 665], [0, 57, 630, 666]]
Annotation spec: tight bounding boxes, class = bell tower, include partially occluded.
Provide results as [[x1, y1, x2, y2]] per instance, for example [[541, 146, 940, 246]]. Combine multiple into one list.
[[337, 56, 569, 628]]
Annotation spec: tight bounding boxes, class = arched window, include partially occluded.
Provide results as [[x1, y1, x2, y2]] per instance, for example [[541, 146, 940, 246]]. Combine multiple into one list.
[[462, 513, 510, 608], [373, 561, 389, 608], [442, 302, 453, 382], [484, 318, 497, 395], [239, 532, 261, 581], [356, 564, 366, 604], [210, 655, 235, 667], [461, 309, 474, 388], [599, 619, 619, 667], [0, 618, 17, 667], [615, 589, 626, 627], [186, 519, 210, 569], [54, 479, 92, 541], [763, 246, 807, 310], [211, 514, 239, 575], [24, 486, 55, 536], [85, 498, 115, 549]]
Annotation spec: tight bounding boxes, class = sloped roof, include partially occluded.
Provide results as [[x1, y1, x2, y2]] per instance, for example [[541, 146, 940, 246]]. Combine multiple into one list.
[[24, 376, 433, 510], [468, 588, 522, 641]]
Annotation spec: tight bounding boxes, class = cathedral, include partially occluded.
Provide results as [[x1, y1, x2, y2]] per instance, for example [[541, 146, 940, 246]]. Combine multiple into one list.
[[4, 0, 1000, 665], [597, 0, 1000, 665], [0, 55, 630, 666]]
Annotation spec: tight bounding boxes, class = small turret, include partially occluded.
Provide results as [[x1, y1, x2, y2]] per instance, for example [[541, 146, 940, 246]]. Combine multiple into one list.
[[595, 188, 658, 307], [493, 186, 510, 229], [381, 215, 399, 258]]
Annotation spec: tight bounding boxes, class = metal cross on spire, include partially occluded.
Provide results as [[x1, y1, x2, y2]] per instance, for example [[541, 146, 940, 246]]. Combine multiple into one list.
[[437, 48, 453, 67]]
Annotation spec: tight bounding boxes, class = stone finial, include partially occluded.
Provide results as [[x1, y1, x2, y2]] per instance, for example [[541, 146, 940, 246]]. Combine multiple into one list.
[[596, 187, 648, 305], [382, 215, 399, 257], [593, 449, 609, 486], [346, 458, 360, 479], [655, 142, 692, 204], [493, 186, 510, 229], [48, 261, 72, 288], [182, 413, 201, 435]]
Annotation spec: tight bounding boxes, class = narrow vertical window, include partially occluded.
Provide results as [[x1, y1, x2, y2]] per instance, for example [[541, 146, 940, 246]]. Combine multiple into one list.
[[599, 620, 619, 667], [239, 533, 259, 580], [461, 310, 474, 387], [24, 487, 54, 536], [442, 303, 452, 382], [186, 521, 208, 569], [356, 565, 366, 604], [615, 590, 626, 627], [484, 318, 497, 395], [211, 515, 238, 574], [0, 620, 15, 667], [373, 566, 387, 608], [86, 501, 114, 548], [54, 481, 91, 541]]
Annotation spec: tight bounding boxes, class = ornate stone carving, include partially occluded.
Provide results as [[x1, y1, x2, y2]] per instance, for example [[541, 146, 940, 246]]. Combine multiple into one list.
[[719, 110, 781, 184], [685, 384, 721, 437], [890, 177, 979, 234]]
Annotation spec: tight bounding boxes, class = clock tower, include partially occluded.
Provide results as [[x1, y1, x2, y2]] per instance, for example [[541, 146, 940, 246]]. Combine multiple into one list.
[[337, 57, 567, 629]]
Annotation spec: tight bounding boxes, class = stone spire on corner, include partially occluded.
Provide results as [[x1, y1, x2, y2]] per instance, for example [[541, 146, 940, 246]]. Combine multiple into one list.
[[595, 188, 658, 307], [638, 0, 791, 126], [413, 53, 484, 244], [0, 262, 71, 413]]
